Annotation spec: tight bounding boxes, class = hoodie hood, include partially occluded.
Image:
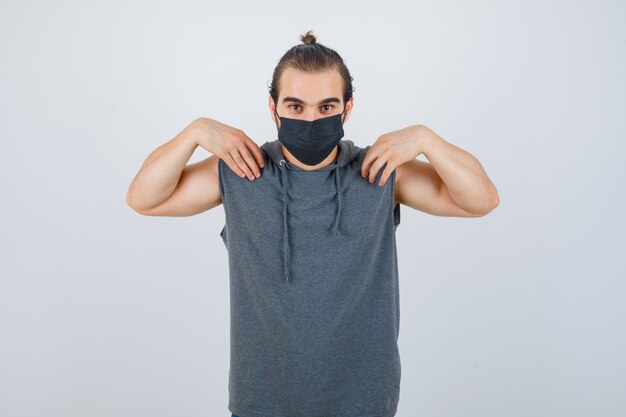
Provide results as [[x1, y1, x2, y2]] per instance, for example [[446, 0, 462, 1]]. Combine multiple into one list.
[[260, 139, 363, 283]]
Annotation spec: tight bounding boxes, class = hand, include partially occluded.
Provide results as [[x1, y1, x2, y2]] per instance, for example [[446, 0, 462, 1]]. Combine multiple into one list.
[[193, 117, 265, 181], [361, 124, 429, 186]]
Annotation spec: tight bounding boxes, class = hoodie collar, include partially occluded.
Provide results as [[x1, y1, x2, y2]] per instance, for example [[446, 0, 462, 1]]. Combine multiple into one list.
[[260, 139, 361, 283]]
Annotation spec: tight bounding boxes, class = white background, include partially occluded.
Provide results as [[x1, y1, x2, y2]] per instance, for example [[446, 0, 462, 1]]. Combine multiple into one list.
[[1, 1, 624, 416]]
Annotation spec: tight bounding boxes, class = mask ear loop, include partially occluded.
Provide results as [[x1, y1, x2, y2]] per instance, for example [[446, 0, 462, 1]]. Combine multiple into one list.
[[273, 107, 281, 131]]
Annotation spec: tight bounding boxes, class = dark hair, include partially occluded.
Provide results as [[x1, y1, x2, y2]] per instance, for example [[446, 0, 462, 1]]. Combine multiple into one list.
[[268, 30, 355, 108]]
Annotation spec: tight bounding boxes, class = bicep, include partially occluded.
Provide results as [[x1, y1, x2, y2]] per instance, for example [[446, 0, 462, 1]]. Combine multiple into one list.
[[395, 159, 483, 217], [136, 155, 222, 217]]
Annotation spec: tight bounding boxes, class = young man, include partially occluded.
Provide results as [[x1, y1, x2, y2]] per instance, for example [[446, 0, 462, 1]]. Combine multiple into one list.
[[126, 31, 498, 417]]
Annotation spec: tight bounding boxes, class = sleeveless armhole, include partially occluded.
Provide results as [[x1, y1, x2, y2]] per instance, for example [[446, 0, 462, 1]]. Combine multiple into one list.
[[217, 158, 227, 248], [391, 169, 401, 231]]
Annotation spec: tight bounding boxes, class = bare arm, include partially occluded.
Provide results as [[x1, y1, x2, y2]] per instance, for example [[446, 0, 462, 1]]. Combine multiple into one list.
[[127, 153, 222, 217], [126, 119, 201, 214], [363, 124, 499, 217], [125, 118, 264, 217]]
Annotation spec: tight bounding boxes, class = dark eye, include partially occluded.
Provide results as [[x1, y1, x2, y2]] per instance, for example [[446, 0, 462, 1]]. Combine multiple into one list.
[[321, 105, 333, 111], [289, 104, 301, 111]]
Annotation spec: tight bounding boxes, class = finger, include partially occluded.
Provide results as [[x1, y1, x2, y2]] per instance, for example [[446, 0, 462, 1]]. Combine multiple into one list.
[[378, 164, 394, 187], [236, 140, 261, 178], [361, 147, 377, 178], [236, 132, 263, 178], [244, 137, 265, 170], [368, 158, 386, 184], [238, 144, 262, 178], [222, 153, 246, 178], [230, 149, 255, 180]]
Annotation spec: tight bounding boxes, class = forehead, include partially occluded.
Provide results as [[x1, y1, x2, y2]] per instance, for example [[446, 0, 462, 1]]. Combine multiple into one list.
[[278, 67, 343, 103]]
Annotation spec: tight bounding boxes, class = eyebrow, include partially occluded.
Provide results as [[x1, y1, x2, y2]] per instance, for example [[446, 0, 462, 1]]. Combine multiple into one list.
[[282, 96, 341, 105]]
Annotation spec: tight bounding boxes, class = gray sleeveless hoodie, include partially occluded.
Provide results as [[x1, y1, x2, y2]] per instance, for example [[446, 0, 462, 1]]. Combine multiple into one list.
[[218, 138, 401, 417]]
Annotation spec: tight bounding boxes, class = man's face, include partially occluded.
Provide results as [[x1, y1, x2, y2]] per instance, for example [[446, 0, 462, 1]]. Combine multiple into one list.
[[270, 67, 353, 128]]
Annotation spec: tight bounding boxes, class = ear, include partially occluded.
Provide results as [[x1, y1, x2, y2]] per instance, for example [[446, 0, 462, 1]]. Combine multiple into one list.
[[342, 96, 354, 124], [269, 95, 277, 123]]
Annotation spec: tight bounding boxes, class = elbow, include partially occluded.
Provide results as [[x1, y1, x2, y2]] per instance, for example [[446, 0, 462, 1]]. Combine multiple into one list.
[[490, 184, 500, 210], [491, 192, 500, 210], [126, 190, 147, 215], [472, 186, 499, 217], [126, 195, 140, 214], [481, 186, 500, 215]]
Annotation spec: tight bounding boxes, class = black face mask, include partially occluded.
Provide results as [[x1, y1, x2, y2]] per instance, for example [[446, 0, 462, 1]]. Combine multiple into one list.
[[274, 105, 346, 166]]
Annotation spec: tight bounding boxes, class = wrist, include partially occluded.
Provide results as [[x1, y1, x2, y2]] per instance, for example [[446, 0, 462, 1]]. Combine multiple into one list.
[[182, 118, 203, 148], [413, 124, 436, 156]]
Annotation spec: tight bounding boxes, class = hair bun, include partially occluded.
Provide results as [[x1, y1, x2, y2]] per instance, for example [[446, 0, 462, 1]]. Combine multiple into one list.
[[300, 30, 317, 45]]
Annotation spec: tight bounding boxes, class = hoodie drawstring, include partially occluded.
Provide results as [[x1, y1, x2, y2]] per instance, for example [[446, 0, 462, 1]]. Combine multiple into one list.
[[278, 159, 291, 282], [278, 158, 342, 283], [332, 167, 342, 236]]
